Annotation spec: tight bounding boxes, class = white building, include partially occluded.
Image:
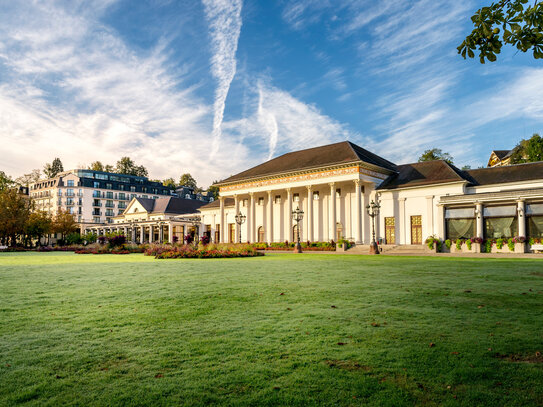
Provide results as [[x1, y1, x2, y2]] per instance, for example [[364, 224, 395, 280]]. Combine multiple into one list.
[[198, 141, 543, 245]]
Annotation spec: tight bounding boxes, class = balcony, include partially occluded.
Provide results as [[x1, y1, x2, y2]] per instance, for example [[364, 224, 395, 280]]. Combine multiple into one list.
[[92, 211, 102, 216], [66, 201, 74, 206], [92, 202, 102, 207], [105, 203, 115, 208], [65, 192, 75, 197], [92, 192, 102, 198]]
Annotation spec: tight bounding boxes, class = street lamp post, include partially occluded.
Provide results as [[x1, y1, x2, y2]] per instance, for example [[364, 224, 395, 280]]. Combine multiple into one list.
[[366, 200, 380, 255], [292, 206, 304, 253], [234, 211, 246, 243]]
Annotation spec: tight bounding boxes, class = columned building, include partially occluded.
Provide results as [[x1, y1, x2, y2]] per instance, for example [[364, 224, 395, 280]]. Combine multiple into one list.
[[199, 142, 396, 244], [85, 197, 207, 244], [199, 141, 543, 246]]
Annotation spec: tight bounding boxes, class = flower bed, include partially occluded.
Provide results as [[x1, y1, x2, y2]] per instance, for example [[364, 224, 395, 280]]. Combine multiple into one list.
[[250, 242, 335, 251], [145, 243, 263, 259], [0, 245, 82, 252], [75, 243, 145, 255]]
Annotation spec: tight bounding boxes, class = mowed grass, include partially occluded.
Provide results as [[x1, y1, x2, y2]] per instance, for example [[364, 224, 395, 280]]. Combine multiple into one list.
[[0, 253, 542, 406]]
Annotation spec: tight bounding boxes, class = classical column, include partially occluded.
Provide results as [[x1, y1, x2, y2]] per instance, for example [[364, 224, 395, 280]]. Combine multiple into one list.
[[517, 200, 526, 237], [329, 183, 336, 241], [286, 188, 292, 242], [168, 223, 173, 243], [140, 226, 144, 244], [267, 191, 273, 243], [249, 193, 255, 243], [426, 195, 434, 237], [234, 195, 240, 243], [219, 196, 225, 243], [475, 202, 484, 239], [437, 205, 445, 240], [123, 227, 127, 236], [354, 180, 362, 244], [306, 185, 313, 242], [150, 225, 154, 243], [399, 198, 406, 244], [159, 225, 164, 243]]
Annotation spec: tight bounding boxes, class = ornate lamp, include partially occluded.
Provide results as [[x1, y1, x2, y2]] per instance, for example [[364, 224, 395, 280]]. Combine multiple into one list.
[[234, 211, 246, 243], [292, 206, 304, 253], [366, 200, 380, 255]]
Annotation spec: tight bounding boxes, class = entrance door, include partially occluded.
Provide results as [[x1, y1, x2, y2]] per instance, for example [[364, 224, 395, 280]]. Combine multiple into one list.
[[229, 223, 235, 243], [385, 217, 395, 244], [410, 215, 422, 244]]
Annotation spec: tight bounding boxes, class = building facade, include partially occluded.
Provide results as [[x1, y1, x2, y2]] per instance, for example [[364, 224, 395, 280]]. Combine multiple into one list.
[[198, 141, 543, 246], [84, 196, 207, 243], [29, 169, 176, 231]]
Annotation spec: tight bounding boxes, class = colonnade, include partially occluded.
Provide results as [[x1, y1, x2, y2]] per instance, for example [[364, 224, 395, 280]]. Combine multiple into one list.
[[86, 221, 198, 244], [217, 180, 371, 244]]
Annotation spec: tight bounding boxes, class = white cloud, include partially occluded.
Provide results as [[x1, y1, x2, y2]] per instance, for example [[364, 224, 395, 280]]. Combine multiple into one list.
[[202, 0, 243, 159]]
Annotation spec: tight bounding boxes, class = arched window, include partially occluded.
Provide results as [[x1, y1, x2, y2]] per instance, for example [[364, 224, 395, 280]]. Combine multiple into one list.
[[258, 226, 265, 243], [292, 224, 299, 242]]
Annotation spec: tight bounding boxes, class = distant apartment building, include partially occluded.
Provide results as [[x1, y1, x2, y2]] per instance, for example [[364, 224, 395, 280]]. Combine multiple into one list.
[[29, 169, 172, 228]]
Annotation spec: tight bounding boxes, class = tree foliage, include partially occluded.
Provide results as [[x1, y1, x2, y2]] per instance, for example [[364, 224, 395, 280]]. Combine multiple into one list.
[[25, 211, 53, 246], [162, 178, 176, 190], [15, 169, 41, 187], [43, 158, 64, 178], [179, 173, 198, 189], [418, 148, 454, 164], [115, 157, 148, 177], [509, 133, 543, 163], [89, 161, 104, 171], [207, 182, 220, 200], [459, 0, 543, 63], [52, 209, 78, 241], [0, 171, 14, 191], [0, 189, 34, 246]]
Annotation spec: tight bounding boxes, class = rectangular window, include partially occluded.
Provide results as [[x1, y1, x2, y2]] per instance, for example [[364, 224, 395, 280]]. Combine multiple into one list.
[[67, 180, 74, 187], [93, 191, 101, 198], [484, 217, 518, 239], [106, 209, 114, 216], [106, 191, 113, 199], [94, 181, 100, 188], [66, 188, 74, 196], [293, 193, 299, 202], [142, 195, 148, 199], [446, 218, 475, 240], [130, 186, 136, 192], [313, 191, 319, 200], [528, 216, 543, 238], [274, 195, 281, 204], [131, 194, 136, 199], [106, 200, 114, 208], [93, 217, 101, 223], [106, 183, 112, 190], [119, 184, 125, 191]]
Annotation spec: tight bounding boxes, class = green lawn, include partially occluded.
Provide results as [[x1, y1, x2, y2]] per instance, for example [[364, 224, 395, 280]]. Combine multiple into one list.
[[0, 253, 542, 406]]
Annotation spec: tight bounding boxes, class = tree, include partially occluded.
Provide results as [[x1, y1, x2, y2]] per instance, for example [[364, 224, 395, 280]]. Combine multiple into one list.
[[43, 158, 64, 178], [0, 189, 33, 246], [418, 148, 454, 165], [207, 182, 220, 200], [179, 173, 197, 189], [458, 0, 543, 63], [104, 164, 115, 173], [89, 161, 104, 171], [52, 209, 78, 243], [15, 169, 41, 187], [162, 178, 177, 190], [510, 133, 543, 163], [115, 157, 148, 177], [0, 171, 14, 191], [25, 211, 52, 247]]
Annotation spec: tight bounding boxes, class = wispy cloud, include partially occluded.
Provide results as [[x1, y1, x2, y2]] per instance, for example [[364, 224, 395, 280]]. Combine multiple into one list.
[[0, 1, 224, 184], [202, 0, 243, 159]]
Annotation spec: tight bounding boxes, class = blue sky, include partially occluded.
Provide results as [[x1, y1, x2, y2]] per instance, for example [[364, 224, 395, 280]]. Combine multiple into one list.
[[1, 0, 542, 186]]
